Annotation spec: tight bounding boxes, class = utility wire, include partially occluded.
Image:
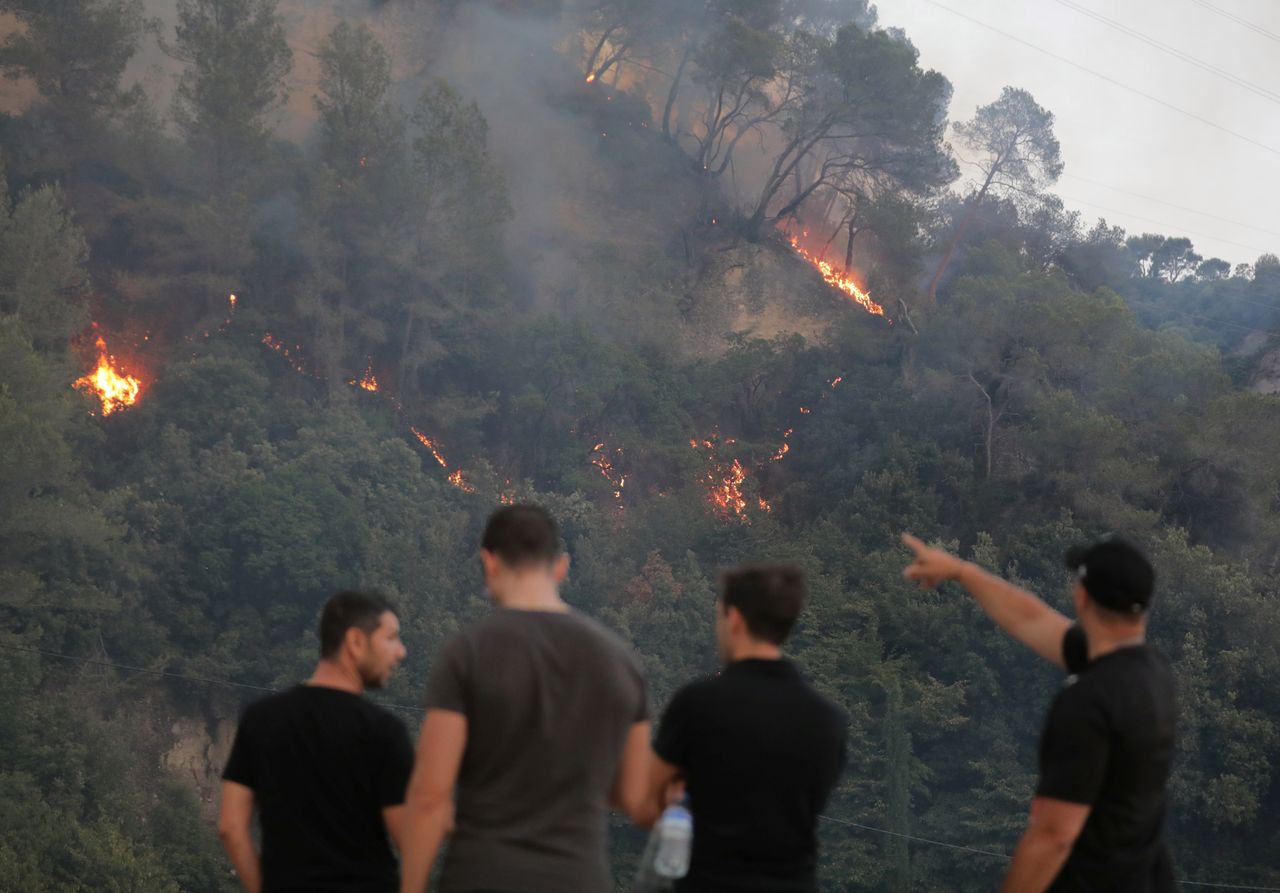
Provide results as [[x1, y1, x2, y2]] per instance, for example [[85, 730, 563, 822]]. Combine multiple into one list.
[[1058, 193, 1272, 256], [1053, 0, 1280, 105], [914, 0, 1280, 158], [1191, 0, 1280, 43], [7, 638, 1280, 888], [0, 641, 425, 715], [1061, 172, 1280, 241]]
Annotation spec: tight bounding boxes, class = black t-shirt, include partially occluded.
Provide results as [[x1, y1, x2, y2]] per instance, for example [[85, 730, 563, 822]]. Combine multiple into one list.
[[222, 685, 415, 893], [1038, 626, 1178, 893], [425, 608, 649, 893], [654, 659, 848, 893]]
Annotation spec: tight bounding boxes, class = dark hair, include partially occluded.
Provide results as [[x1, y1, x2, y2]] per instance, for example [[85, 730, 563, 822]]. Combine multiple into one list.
[[319, 590, 398, 659], [719, 564, 807, 645], [480, 504, 561, 567]]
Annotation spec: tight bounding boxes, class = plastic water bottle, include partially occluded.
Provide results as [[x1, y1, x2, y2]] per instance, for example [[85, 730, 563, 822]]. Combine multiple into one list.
[[652, 802, 693, 879]]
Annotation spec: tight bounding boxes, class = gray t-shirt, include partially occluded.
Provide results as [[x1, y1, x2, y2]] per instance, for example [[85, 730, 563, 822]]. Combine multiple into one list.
[[426, 607, 649, 893]]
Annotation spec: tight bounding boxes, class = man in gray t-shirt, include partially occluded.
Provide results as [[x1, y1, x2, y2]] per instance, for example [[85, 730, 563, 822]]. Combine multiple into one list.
[[400, 505, 651, 893]]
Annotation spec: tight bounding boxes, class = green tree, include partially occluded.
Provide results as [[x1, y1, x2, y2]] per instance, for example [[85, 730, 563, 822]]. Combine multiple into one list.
[[171, 0, 292, 193], [0, 0, 151, 118], [927, 87, 1063, 303], [742, 24, 955, 240]]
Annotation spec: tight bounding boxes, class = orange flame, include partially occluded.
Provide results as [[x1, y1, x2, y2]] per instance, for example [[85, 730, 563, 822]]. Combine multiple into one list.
[[708, 458, 748, 518], [74, 335, 142, 415], [447, 469, 477, 493], [585, 72, 597, 83], [692, 436, 759, 520], [351, 360, 378, 392], [771, 428, 794, 462], [591, 442, 626, 500], [784, 231, 886, 317], [410, 427, 477, 493], [411, 427, 450, 469]]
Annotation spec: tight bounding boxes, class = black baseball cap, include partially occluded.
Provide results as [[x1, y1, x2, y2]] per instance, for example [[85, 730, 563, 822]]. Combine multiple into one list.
[[1064, 537, 1155, 615]]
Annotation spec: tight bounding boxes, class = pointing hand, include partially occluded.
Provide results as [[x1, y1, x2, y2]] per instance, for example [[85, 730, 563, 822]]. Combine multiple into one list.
[[901, 533, 967, 590]]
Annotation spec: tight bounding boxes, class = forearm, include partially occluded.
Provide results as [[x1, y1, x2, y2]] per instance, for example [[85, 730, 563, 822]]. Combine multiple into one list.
[[999, 826, 1074, 893], [219, 832, 262, 893], [954, 562, 1070, 665], [399, 801, 453, 893], [956, 563, 1045, 628]]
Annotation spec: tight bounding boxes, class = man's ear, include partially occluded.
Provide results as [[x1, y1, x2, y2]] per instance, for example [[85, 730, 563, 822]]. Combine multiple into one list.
[[552, 552, 570, 585], [725, 604, 746, 636], [344, 626, 368, 662], [479, 549, 500, 583]]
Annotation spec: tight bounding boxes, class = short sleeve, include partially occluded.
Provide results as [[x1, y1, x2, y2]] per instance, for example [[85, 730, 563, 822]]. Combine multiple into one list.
[[377, 717, 416, 807], [628, 653, 650, 724], [1036, 687, 1110, 806], [424, 635, 470, 715], [1062, 625, 1089, 674], [222, 704, 258, 789], [653, 685, 697, 768]]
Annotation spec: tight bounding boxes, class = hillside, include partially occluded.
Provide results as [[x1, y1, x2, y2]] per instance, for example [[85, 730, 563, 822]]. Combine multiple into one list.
[[1, 1, 1279, 891]]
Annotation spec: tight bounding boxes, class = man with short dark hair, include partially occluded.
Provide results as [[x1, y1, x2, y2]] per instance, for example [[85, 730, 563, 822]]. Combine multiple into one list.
[[646, 564, 848, 893], [219, 590, 413, 893], [902, 533, 1177, 893], [399, 504, 652, 893]]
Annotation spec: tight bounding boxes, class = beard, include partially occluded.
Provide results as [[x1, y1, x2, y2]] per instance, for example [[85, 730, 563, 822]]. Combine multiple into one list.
[[359, 663, 388, 690]]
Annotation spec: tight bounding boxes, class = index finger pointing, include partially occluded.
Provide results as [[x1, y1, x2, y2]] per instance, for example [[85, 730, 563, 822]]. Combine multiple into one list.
[[900, 532, 928, 555]]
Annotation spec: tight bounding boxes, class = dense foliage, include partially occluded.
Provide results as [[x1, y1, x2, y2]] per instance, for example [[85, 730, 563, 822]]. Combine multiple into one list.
[[1, 0, 1278, 890]]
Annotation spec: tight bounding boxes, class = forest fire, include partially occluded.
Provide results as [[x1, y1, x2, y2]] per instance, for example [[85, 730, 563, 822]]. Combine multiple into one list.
[[691, 437, 762, 520], [354, 361, 378, 392], [784, 230, 886, 318], [411, 427, 476, 493], [591, 443, 626, 500], [74, 334, 142, 415], [708, 458, 749, 518]]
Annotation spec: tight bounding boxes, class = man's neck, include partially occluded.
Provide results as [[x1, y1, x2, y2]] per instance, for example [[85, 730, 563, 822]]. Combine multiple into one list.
[[728, 640, 784, 663], [494, 578, 569, 612], [1084, 623, 1147, 661], [307, 660, 364, 694]]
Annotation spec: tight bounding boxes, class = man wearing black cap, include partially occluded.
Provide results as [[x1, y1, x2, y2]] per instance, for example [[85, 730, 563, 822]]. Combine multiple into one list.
[[901, 533, 1176, 893]]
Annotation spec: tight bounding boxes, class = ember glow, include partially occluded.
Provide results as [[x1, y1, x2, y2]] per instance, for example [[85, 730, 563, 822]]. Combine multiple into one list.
[[410, 427, 450, 469], [709, 458, 749, 518], [411, 427, 477, 493], [74, 334, 142, 415], [353, 361, 378, 393], [771, 429, 794, 462], [691, 436, 760, 520], [591, 442, 626, 500], [585, 72, 597, 83], [784, 230, 886, 318]]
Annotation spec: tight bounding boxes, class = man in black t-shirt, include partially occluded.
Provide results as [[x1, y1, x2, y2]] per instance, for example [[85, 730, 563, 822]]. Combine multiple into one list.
[[646, 565, 848, 893], [902, 533, 1177, 893], [219, 590, 414, 893]]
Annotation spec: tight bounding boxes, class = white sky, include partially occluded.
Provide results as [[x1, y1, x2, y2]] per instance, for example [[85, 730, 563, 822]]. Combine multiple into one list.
[[874, 0, 1280, 265]]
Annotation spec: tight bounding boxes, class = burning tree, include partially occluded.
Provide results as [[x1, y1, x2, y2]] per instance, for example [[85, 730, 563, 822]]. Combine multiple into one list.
[[741, 24, 955, 241]]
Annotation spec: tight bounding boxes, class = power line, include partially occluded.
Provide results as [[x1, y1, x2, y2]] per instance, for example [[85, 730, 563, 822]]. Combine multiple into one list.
[[1059, 193, 1273, 256], [1191, 0, 1280, 43], [0, 641, 425, 715], [1061, 172, 1280, 241], [914, 0, 1280, 159], [1053, 0, 1280, 105], [818, 813, 1011, 859]]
